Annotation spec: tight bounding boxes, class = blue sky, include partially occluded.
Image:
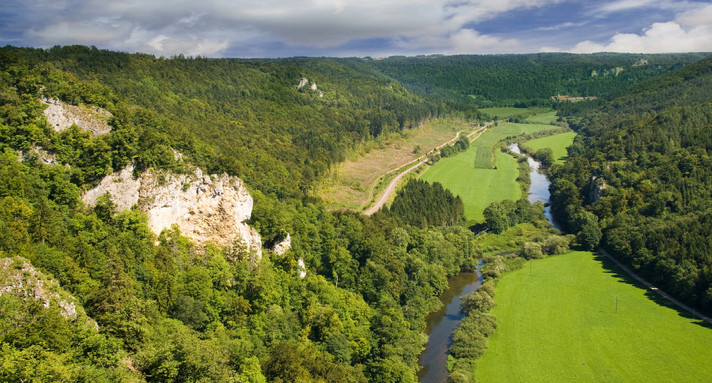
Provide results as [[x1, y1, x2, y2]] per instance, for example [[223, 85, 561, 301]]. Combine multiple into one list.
[[1, 1, 711, 57]]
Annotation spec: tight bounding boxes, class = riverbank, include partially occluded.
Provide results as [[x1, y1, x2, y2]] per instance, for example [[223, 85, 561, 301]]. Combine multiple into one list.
[[418, 263, 483, 383]]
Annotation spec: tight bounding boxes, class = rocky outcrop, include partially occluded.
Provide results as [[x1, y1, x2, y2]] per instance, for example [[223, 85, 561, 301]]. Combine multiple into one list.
[[272, 233, 292, 255], [588, 175, 608, 204], [17, 146, 59, 165], [82, 164, 262, 258], [0, 257, 93, 326], [41, 97, 112, 136], [297, 258, 307, 279], [297, 78, 324, 97]]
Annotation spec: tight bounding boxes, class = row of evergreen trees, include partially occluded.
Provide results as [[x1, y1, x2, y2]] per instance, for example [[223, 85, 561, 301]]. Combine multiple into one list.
[[383, 179, 465, 228]]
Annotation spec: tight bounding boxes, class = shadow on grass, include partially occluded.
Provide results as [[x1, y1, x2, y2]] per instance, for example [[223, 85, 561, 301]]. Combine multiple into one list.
[[592, 252, 712, 330]]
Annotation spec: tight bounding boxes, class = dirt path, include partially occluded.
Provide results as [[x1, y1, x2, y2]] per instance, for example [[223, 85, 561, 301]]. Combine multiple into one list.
[[599, 248, 712, 325], [364, 123, 488, 216]]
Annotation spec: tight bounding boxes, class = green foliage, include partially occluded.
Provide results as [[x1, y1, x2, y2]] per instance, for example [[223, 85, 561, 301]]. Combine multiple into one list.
[[1, 45, 709, 382], [351, 53, 707, 106], [550, 54, 712, 311], [385, 179, 464, 228], [483, 199, 545, 234], [440, 136, 470, 157]]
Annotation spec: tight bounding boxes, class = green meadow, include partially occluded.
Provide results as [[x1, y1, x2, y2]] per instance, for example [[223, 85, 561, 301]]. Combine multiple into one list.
[[419, 122, 550, 222], [476, 251, 712, 382], [523, 131, 577, 165], [479, 107, 552, 120], [525, 110, 558, 124]]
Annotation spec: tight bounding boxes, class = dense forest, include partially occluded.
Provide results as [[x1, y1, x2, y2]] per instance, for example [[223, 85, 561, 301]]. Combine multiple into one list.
[[1, 44, 711, 382], [347, 53, 708, 107], [0, 45, 484, 382], [2, 45, 448, 199], [382, 179, 465, 228], [549, 54, 712, 313]]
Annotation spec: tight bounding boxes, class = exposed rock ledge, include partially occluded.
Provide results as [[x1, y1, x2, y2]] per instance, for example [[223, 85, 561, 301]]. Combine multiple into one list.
[[0, 257, 95, 329], [41, 96, 112, 136], [82, 164, 262, 259]]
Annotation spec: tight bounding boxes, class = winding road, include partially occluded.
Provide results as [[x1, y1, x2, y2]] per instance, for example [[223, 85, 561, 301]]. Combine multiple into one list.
[[364, 122, 490, 216]]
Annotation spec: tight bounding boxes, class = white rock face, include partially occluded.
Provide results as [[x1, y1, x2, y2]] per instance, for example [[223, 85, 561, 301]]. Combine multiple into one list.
[[82, 164, 262, 258], [83, 163, 140, 211], [297, 258, 307, 279], [1, 257, 77, 320], [272, 233, 292, 255], [41, 97, 112, 136]]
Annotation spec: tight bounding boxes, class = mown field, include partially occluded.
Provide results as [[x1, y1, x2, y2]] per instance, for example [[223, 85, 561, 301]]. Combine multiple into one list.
[[419, 122, 553, 222], [476, 251, 712, 382], [523, 131, 577, 165]]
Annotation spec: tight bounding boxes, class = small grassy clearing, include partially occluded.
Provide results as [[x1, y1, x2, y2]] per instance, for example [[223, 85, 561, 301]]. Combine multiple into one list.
[[320, 118, 475, 210], [420, 123, 523, 222], [523, 131, 577, 165], [525, 110, 559, 124], [419, 146, 520, 223], [476, 251, 712, 382], [479, 107, 551, 120]]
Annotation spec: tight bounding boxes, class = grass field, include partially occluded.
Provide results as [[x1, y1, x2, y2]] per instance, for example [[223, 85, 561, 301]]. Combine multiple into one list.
[[419, 122, 551, 222], [320, 118, 475, 210], [421, 148, 520, 222], [476, 251, 712, 382], [479, 107, 552, 120], [525, 110, 558, 124], [523, 131, 577, 165]]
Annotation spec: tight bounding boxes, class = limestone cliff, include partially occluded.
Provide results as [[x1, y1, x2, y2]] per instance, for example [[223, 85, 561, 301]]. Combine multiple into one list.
[[82, 164, 262, 258], [41, 97, 112, 136]]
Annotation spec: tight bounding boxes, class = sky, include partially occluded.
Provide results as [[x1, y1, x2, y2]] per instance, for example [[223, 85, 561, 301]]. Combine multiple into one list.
[[1, 0, 712, 58]]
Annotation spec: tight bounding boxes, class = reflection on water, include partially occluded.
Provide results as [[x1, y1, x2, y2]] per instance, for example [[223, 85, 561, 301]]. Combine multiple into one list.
[[418, 261, 483, 383], [509, 143, 560, 229]]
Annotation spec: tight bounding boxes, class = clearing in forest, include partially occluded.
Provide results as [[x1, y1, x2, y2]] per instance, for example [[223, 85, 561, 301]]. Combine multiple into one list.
[[476, 251, 712, 383], [479, 107, 551, 120], [419, 122, 553, 222], [525, 110, 559, 124], [522, 131, 577, 165], [320, 118, 477, 211]]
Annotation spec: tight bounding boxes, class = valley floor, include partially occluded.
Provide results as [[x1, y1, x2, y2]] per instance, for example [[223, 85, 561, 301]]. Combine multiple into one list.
[[476, 251, 712, 382]]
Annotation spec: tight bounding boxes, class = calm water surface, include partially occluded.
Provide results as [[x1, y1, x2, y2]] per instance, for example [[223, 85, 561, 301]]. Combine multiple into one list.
[[418, 261, 483, 383]]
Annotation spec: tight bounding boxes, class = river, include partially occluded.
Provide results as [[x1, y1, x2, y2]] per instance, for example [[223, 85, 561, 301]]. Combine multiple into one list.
[[508, 143, 560, 229], [418, 261, 484, 383], [418, 143, 555, 382]]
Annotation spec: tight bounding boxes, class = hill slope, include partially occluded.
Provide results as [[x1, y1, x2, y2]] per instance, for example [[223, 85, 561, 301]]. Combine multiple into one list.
[[549, 54, 712, 313]]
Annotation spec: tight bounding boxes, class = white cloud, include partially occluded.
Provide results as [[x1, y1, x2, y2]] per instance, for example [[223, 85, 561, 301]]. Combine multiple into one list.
[[591, 0, 696, 14], [571, 4, 712, 53], [11, 0, 564, 57]]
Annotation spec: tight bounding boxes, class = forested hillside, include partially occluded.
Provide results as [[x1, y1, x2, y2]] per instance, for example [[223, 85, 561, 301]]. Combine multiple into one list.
[[4, 45, 448, 199], [349, 53, 707, 107], [0, 45, 483, 382], [549, 54, 712, 314], [1, 44, 711, 382]]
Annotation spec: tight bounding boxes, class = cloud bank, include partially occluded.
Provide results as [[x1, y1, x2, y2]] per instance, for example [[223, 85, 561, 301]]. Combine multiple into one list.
[[572, 4, 712, 53], [1, 0, 711, 57]]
